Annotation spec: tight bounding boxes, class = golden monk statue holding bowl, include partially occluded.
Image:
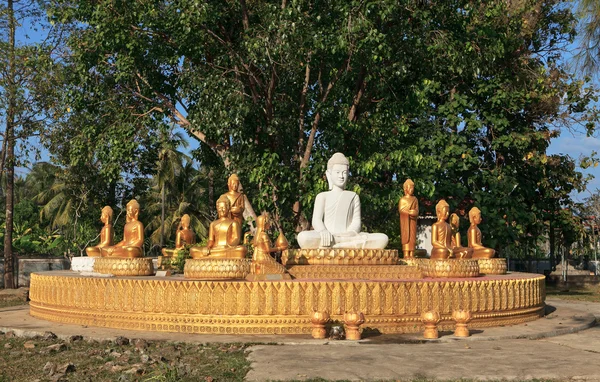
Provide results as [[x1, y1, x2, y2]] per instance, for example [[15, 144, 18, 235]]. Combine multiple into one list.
[[161, 214, 196, 258], [86, 206, 114, 257], [189, 195, 247, 259], [100, 199, 144, 258], [467, 207, 496, 259]]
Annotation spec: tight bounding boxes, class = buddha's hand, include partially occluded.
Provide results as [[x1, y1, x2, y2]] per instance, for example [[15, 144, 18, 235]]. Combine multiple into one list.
[[319, 230, 333, 247]]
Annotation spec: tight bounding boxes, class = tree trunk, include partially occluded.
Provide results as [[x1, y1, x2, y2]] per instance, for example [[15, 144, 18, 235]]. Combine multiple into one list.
[[3, 0, 16, 289], [160, 184, 165, 248]]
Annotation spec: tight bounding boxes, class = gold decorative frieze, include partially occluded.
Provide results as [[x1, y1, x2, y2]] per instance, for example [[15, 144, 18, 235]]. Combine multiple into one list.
[[399, 258, 429, 270], [29, 272, 545, 335], [286, 265, 422, 280], [93, 257, 154, 276], [184, 258, 251, 279], [425, 259, 480, 278], [478, 258, 507, 275], [282, 248, 399, 265]]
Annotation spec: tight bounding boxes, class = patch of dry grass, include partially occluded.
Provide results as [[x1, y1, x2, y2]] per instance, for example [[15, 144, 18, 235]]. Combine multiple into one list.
[[0, 333, 250, 382]]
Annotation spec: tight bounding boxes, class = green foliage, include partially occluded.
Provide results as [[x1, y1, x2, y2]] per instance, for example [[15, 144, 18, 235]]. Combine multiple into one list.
[[43, 0, 598, 253]]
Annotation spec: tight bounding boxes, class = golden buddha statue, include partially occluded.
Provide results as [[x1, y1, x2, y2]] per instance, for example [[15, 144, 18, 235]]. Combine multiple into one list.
[[85, 206, 114, 257], [189, 195, 247, 259], [467, 207, 496, 259], [100, 199, 144, 258], [251, 212, 289, 275], [161, 214, 196, 258], [450, 213, 473, 259], [221, 174, 246, 234], [431, 200, 472, 259], [399, 179, 418, 258]]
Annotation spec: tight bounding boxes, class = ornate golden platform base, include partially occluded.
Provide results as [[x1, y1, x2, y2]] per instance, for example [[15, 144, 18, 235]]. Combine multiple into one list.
[[282, 248, 398, 265], [184, 258, 251, 279], [478, 258, 508, 275], [29, 271, 545, 335], [93, 257, 154, 276], [399, 258, 429, 270], [425, 259, 480, 278], [286, 265, 422, 280]]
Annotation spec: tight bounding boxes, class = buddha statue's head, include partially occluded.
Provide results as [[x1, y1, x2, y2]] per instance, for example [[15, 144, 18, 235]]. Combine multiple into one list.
[[181, 214, 191, 229], [216, 195, 232, 219], [403, 179, 414, 196], [469, 207, 482, 225], [228, 174, 240, 192], [326, 152, 350, 190], [435, 200, 449, 221], [450, 213, 460, 230], [101, 205, 113, 224], [126, 199, 140, 222]]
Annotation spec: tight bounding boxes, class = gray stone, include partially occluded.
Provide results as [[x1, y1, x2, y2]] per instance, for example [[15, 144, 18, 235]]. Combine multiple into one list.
[[42, 331, 57, 340], [45, 343, 67, 353], [114, 336, 129, 346]]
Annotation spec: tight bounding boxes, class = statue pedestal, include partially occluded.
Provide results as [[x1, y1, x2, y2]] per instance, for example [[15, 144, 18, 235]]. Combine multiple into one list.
[[477, 258, 507, 275], [71, 257, 96, 272], [282, 248, 399, 265], [184, 258, 251, 279], [93, 257, 154, 276], [425, 259, 480, 278], [286, 265, 422, 280]]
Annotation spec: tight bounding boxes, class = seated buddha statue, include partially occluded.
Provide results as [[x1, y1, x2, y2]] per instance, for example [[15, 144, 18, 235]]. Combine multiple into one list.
[[251, 212, 289, 274], [297, 153, 388, 249], [430, 200, 472, 259], [189, 195, 247, 259], [100, 199, 144, 258], [85, 206, 114, 257], [467, 207, 496, 259], [161, 214, 196, 258], [449, 213, 473, 259]]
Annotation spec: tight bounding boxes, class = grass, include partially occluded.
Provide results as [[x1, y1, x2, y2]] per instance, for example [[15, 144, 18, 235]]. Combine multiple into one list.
[[0, 334, 251, 382], [546, 284, 600, 303], [0, 300, 28, 309]]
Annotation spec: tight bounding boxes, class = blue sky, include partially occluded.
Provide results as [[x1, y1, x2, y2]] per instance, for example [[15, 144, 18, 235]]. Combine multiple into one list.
[[11, 3, 600, 202]]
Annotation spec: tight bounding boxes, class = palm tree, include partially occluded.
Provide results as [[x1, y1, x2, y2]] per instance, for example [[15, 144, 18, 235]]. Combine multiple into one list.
[[577, 0, 600, 76], [156, 129, 190, 247], [144, 160, 211, 254]]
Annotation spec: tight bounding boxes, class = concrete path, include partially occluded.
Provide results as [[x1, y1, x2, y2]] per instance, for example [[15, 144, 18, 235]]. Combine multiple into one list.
[[2, 298, 600, 381]]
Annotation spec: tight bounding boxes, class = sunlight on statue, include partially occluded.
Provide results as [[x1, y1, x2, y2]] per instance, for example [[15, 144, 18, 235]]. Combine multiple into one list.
[[297, 152, 388, 249]]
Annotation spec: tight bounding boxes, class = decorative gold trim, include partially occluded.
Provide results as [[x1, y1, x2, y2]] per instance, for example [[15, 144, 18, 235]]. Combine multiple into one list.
[[286, 265, 422, 280], [184, 258, 251, 279], [399, 258, 429, 270], [478, 258, 507, 275], [93, 258, 154, 276], [29, 272, 545, 334], [425, 259, 480, 278], [282, 248, 399, 265]]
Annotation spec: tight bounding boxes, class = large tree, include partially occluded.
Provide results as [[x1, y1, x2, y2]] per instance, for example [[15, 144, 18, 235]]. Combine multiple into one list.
[[47, 0, 597, 251]]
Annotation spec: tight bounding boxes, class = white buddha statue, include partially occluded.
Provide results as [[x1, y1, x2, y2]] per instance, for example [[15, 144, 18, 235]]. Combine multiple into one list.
[[297, 153, 389, 249]]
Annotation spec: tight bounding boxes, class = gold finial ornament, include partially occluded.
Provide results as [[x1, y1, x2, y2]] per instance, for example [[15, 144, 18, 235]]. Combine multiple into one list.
[[100, 200, 144, 258], [85, 206, 114, 257], [421, 310, 441, 339], [467, 207, 496, 259], [399, 179, 419, 259], [343, 311, 365, 340], [452, 310, 472, 337], [189, 196, 247, 259], [311, 311, 331, 339]]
